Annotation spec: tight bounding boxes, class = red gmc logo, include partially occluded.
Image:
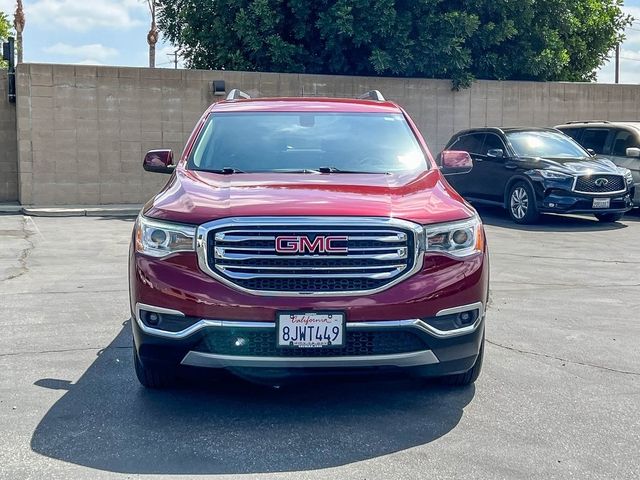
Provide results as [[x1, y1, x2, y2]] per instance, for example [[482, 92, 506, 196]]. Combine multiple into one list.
[[275, 235, 348, 254]]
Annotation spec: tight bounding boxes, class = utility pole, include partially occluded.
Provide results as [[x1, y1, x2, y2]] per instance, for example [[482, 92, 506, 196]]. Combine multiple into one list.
[[173, 51, 178, 69], [615, 44, 620, 84], [14, 0, 25, 64], [147, 0, 158, 68]]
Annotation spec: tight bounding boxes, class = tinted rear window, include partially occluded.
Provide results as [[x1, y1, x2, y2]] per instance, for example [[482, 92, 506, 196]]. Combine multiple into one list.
[[188, 112, 427, 173]]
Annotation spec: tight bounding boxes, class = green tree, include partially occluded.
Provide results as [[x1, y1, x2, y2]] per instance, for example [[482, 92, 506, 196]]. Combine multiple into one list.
[[0, 11, 12, 69], [157, 0, 631, 88]]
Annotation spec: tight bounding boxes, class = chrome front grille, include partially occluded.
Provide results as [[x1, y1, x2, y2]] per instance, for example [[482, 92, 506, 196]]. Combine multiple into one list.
[[196, 217, 423, 296]]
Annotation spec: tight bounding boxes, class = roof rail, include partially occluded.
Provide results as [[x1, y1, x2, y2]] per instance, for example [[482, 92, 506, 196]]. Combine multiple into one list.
[[564, 120, 610, 124], [226, 89, 251, 101], [357, 90, 385, 102]]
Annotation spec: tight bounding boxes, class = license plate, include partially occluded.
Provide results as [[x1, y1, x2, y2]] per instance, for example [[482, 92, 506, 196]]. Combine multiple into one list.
[[592, 198, 610, 209], [277, 312, 345, 348]]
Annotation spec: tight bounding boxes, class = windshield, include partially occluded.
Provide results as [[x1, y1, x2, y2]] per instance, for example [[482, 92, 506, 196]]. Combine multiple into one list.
[[188, 112, 427, 173], [506, 130, 589, 158]]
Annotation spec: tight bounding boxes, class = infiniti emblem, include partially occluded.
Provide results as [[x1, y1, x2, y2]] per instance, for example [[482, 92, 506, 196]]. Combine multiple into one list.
[[594, 177, 609, 187]]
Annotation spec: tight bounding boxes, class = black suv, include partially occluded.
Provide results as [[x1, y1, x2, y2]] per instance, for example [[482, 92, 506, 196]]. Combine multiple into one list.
[[555, 121, 640, 206], [441, 127, 634, 224]]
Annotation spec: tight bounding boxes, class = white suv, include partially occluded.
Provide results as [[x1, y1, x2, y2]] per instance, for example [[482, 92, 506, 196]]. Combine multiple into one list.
[[555, 121, 640, 205]]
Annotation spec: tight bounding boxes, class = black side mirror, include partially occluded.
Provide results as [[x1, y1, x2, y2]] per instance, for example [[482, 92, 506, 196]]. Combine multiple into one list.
[[487, 148, 504, 158], [143, 149, 175, 174], [586, 148, 596, 157]]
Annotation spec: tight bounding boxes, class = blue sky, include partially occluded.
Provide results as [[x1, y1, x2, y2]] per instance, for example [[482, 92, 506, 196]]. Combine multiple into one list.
[[0, 0, 184, 68], [0, 0, 638, 81]]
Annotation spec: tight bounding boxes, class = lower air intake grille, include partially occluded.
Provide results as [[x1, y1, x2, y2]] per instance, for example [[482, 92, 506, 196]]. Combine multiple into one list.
[[194, 329, 427, 357]]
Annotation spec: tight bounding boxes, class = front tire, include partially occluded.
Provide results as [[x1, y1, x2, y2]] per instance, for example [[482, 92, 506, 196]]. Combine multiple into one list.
[[440, 337, 484, 387], [134, 345, 176, 389], [594, 212, 624, 223], [507, 181, 539, 224]]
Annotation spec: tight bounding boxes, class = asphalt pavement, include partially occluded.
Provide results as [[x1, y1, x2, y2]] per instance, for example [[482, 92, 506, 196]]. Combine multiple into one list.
[[0, 208, 639, 480]]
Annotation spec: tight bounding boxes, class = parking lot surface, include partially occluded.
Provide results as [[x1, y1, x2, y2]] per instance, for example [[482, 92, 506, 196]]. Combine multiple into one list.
[[0, 209, 639, 480]]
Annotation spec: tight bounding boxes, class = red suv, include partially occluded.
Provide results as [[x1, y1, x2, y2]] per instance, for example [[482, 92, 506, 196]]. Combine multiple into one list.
[[130, 90, 489, 388]]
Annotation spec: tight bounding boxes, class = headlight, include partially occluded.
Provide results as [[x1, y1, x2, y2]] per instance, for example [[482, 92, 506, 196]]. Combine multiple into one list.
[[134, 216, 196, 258], [534, 169, 572, 180], [424, 216, 484, 258], [618, 167, 633, 185]]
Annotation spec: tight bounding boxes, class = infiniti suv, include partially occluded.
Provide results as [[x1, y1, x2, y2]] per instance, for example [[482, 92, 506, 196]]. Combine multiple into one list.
[[441, 127, 634, 224]]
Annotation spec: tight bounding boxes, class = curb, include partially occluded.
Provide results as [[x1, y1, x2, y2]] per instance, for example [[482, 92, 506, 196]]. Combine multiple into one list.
[[0, 204, 23, 214], [1, 205, 142, 217]]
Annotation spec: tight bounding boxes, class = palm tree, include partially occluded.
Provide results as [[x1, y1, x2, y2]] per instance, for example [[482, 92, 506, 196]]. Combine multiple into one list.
[[14, 0, 24, 64], [146, 0, 158, 68]]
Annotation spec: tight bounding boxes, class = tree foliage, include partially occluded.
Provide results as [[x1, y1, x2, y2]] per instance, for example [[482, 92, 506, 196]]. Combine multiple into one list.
[[0, 11, 11, 69], [157, 0, 632, 88]]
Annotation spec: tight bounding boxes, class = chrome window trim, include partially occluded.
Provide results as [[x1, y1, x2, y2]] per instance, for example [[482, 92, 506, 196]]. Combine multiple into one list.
[[571, 174, 627, 196], [195, 216, 425, 297], [180, 349, 439, 368], [135, 301, 483, 340]]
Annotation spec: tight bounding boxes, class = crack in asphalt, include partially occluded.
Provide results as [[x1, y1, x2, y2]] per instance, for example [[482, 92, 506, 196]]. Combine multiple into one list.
[[486, 339, 640, 377], [491, 281, 640, 290], [0, 288, 128, 296], [493, 252, 640, 265], [0, 345, 132, 358], [3, 217, 37, 282]]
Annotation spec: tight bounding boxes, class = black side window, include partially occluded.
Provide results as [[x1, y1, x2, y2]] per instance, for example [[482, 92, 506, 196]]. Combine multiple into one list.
[[451, 133, 485, 154], [481, 133, 506, 156], [580, 129, 610, 154], [611, 130, 636, 156]]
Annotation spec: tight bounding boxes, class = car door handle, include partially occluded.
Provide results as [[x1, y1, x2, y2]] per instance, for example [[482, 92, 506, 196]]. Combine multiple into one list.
[[473, 157, 483, 162], [505, 164, 518, 170]]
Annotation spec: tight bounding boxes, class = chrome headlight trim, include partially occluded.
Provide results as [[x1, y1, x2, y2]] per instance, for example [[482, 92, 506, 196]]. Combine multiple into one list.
[[423, 215, 484, 258], [135, 215, 197, 258]]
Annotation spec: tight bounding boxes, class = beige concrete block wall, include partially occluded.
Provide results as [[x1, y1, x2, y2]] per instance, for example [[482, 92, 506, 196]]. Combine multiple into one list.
[[14, 63, 640, 205], [0, 70, 18, 202]]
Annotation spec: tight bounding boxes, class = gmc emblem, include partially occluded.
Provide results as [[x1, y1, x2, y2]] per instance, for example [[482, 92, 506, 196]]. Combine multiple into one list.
[[275, 235, 348, 254]]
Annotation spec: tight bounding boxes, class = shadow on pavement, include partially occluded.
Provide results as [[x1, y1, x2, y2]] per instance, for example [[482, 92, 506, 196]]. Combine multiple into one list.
[[474, 204, 629, 232], [30, 321, 474, 475]]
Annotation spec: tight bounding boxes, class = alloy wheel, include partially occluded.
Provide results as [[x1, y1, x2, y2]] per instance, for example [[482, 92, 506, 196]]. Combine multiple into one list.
[[510, 187, 529, 220]]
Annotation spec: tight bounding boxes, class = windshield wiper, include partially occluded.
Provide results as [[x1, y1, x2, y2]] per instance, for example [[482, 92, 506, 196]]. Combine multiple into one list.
[[317, 166, 390, 174], [203, 167, 246, 174], [267, 168, 321, 174]]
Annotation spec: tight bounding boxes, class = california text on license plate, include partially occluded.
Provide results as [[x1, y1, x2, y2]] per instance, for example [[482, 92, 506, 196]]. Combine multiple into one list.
[[592, 198, 610, 209], [277, 312, 345, 348]]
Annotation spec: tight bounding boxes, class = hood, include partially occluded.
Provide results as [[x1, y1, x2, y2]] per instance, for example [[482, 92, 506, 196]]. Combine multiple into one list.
[[519, 156, 621, 175], [143, 168, 475, 226]]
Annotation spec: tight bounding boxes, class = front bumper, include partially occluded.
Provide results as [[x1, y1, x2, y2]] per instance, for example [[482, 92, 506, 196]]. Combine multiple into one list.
[[132, 302, 485, 376], [536, 187, 634, 214]]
